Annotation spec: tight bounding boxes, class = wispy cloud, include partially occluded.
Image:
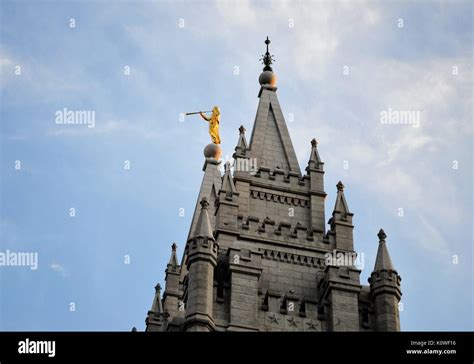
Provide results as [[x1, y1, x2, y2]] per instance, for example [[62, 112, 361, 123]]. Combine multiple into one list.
[[415, 214, 450, 256], [46, 119, 168, 140], [290, 54, 471, 262], [50, 263, 68, 278]]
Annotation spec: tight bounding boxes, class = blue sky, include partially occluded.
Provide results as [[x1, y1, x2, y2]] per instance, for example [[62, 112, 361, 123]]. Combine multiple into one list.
[[0, 0, 472, 331]]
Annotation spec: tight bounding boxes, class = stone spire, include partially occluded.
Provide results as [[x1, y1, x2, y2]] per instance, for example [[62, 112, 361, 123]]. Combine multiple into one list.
[[306, 138, 324, 172], [180, 137, 222, 296], [306, 138, 326, 238], [319, 184, 361, 331], [168, 242, 179, 268], [220, 162, 238, 200], [233, 125, 249, 158], [143, 35, 404, 333], [329, 181, 354, 251], [192, 197, 214, 240], [163, 243, 181, 322], [369, 229, 402, 331], [333, 181, 351, 217], [145, 282, 167, 331], [186, 155, 222, 241], [248, 37, 301, 175], [215, 161, 240, 235], [184, 197, 219, 331], [150, 283, 163, 314], [373, 229, 395, 271]]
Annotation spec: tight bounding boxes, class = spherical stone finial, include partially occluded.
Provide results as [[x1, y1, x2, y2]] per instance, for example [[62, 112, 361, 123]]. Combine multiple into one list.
[[203, 143, 222, 160], [311, 138, 318, 147], [171, 242, 177, 251], [259, 70, 277, 87]]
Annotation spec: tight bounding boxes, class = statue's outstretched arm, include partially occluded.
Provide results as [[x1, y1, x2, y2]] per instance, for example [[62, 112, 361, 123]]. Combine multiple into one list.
[[199, 112, 211, 122]]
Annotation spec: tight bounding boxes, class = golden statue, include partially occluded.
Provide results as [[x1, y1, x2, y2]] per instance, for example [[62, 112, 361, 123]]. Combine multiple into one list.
[[199, 106, 221, 145]]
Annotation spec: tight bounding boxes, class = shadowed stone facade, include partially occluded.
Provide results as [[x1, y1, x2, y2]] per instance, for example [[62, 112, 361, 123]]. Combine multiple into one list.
[[145, 39, 402, 332]]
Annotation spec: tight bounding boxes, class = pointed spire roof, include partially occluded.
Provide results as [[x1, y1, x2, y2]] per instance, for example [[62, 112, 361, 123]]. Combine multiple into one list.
[[233, 125, 248, 158], [373, 229, 395, 271], [167, 243, 179, 268], [192, 197, 214, 239], [150, 283, 163, 313], [221, 162, 237, 197], [248, 37, 301, 175], [306, 138, 324, 172], [186, 158, 222, 240], [333, 181, 351, 215]]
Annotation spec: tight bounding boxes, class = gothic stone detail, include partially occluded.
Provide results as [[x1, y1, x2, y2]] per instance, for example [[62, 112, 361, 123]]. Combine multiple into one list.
[[260, 249, 326, 268], [250, 189, 310, 208], [144, 39, 402, 332]]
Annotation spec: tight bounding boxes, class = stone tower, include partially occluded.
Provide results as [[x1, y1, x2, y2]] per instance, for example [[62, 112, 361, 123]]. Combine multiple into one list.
[[145, 38, 402, 332]]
